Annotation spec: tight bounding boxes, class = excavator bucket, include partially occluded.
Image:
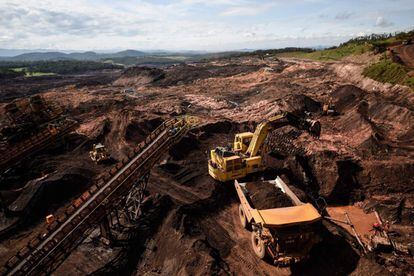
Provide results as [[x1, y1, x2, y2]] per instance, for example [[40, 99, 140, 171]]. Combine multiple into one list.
[[308, 120, 321, 137]]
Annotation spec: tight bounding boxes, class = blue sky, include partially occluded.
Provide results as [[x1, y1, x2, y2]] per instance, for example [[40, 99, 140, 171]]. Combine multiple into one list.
[[0, 0, 413, 51]]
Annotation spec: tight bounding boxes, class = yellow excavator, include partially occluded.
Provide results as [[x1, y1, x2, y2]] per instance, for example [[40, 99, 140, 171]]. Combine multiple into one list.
[[208, 112, 321, 182]]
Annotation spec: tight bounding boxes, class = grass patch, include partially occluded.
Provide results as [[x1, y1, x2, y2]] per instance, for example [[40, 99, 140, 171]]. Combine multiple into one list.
[[11, 67, 27, 72], [26, 71, 56, 77], [363, 59, 414, 89], [274, 51, 310, 58], [274, 43, 372, 61], [10, 67, 55, 77], [304, 43, 371, 61], [407, 76, 414, 88]]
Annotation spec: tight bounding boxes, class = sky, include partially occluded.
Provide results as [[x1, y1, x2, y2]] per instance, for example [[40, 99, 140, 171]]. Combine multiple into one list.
[[0, 0, 413, 51]]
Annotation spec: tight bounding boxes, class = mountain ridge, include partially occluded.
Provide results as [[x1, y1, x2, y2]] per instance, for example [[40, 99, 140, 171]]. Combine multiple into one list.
[[0, 49, 147, 61]]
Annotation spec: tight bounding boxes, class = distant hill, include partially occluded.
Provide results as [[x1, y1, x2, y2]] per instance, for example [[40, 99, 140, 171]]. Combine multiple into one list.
[[10, 52, 72, 61], [112, 50, 146, 58], [0, 49, 147, 61]]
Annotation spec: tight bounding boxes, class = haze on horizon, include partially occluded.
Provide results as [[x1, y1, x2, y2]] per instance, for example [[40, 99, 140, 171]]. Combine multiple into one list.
[[1, 0, 414, 52]]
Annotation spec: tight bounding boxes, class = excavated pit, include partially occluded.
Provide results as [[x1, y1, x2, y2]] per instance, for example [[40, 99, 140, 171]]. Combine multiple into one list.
[[124, 117, 163, 143]]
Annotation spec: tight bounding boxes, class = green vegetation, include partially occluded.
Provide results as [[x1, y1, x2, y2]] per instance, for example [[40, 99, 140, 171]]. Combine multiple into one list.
[[275, 43, 371, 61], [104, 56, 183, 66], [363, 59, 414, 89], [0, 68, 25, 79], [230, 47, 314, 60], [9, 67, 55, 77], [0, 60, 123, 76], [26, 71, 56, 77], [407, 76, 414, 88], [274, 30, 414, 61], [11, 67, 26, 72], [304, 43, 371, 60]]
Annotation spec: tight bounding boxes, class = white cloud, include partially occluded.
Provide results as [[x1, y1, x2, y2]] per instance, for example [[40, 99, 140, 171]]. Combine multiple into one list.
[[375, 16, 394, 28], [220, 2, 276, 16], [0, 0, 412, 51]]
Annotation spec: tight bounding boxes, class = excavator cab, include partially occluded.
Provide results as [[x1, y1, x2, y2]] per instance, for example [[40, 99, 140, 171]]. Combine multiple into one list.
[[208, 148, 247, 182], [214, 147, 234, 158], [234, 132, 253, 153]]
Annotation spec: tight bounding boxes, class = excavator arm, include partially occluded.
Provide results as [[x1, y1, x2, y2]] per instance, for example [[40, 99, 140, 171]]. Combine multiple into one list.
[[246, 112, 320, 157]]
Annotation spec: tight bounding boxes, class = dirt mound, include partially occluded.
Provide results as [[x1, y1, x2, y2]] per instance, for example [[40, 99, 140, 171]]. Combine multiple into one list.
[[245, 181, 293, 209], [114, 64, 263, 88], [357, 134, 390, 157], [118, 64, 265, 88], [121, 67, 165, 79], [0, 71, 121, 102], [204, 63, 264, 77], [280, 94, 322, 115], [393, 44, 414, 68], [300, 151, 365, 204], [12, 168, 92, 214], [331, 85, 364, 112], [168, 134, 200, 160], [124, 117, 162, 143], [114, 66, 165, 87], [155, 65, 211, 87], [97, 112, 164, 160]]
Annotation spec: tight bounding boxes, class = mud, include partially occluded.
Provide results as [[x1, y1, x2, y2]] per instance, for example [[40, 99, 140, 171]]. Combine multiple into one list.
[[115, 63, 266, 89], [0, 70, 121, 102], [246, 181, 293, 209], [0, 55, 413, 275]]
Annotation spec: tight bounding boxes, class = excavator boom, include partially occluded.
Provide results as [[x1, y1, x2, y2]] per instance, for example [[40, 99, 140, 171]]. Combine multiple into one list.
[[246, 112, 320, 157]]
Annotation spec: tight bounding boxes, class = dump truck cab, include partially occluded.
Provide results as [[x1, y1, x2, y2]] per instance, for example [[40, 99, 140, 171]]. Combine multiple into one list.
[[235, 177, 322, 265]]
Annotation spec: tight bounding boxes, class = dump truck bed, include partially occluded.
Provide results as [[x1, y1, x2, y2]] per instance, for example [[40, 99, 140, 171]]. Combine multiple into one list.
[[235, 177, 321, 228]]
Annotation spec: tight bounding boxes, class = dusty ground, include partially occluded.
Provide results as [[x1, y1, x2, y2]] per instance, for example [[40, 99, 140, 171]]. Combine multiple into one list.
[[0, 54, 413, 275]]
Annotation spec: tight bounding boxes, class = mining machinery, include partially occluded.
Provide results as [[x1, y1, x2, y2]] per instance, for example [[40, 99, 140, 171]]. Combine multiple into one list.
[[2, 116, 197, 276], [208, 112, 320, 182], [235, 177, 322, 265], [89, 143, 110, 163]]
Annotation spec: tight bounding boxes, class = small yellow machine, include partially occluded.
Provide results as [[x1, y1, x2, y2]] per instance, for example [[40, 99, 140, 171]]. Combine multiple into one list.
[[89, 143, 110, 163], [208, 112, 320, 182], [322, 99, 337, 116]]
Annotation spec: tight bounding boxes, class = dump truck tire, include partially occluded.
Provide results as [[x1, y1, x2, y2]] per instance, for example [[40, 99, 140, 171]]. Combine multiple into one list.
[[251, 232, 266, 259], [239, 204, 249, 229]]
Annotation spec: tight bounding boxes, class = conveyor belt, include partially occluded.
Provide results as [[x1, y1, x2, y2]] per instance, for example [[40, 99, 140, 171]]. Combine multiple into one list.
[[2, 116, 195, 276], [0, 118, 78, 172]]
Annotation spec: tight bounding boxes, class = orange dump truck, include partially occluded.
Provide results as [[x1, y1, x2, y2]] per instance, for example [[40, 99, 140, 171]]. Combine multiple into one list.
[[235, 177, 322, 265]]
